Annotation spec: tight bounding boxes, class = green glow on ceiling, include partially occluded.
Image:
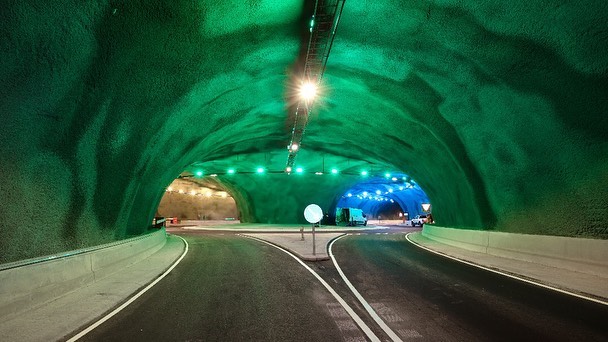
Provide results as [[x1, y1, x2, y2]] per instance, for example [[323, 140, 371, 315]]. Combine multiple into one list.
[[2, 0, 607, 264]]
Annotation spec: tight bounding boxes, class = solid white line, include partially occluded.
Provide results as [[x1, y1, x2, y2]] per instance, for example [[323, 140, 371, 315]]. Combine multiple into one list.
[[404, 232, 608, 306], [67, 235, 190, 341], [329, 235, 403, 342], [242, 235, 380, 342]]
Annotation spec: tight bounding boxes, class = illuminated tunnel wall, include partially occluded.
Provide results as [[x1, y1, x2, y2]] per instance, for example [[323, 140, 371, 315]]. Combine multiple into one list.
[[1, 1, 607, 262], [335, 174, 430, 220], [157, 179, 238, 220]]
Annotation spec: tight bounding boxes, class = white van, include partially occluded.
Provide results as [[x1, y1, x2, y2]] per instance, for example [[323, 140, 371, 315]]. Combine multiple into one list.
[[336, 208, 368, 226]]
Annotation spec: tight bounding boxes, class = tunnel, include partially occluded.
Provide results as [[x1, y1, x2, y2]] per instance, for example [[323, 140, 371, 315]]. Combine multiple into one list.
[[334, 172, 430, 222], [157, 178, 239, 221], [1, 1, 607, 263]]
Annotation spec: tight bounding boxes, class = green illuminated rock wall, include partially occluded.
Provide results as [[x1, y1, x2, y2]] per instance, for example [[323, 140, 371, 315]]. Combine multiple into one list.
[[0, 1, 606, 262]]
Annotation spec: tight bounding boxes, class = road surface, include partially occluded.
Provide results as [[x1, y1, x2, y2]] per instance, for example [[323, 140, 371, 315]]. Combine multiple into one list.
[[78, 231, 608, 341]]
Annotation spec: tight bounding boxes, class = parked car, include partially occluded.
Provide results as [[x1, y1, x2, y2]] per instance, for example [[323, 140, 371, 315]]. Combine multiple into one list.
[[411, 214, 428, 227]]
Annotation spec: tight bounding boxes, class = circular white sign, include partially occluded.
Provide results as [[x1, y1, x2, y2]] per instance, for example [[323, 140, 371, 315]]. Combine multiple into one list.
[[304, 204, 323, 224]]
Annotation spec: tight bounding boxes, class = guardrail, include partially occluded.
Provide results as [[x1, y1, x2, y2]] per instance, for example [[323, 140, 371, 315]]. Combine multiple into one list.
[[0, 228, 167, 319], [422, 225, 608, 278]]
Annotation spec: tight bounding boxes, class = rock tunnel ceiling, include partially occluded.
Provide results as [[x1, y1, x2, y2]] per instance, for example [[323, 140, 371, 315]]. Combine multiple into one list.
[[0, 1, 607, 262]]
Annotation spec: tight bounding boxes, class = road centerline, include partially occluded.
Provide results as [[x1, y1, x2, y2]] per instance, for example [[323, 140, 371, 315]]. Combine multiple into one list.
[[329, 234, 403, 342], [241, 234, 380, 342]]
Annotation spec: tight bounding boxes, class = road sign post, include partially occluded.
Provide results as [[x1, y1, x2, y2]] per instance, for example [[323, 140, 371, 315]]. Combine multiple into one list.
[[312, 223, 316, 255], [304, 204, 323, 256]]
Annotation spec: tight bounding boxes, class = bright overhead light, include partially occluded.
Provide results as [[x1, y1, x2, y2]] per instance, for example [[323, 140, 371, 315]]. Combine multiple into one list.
[[256, 167, 265, 174], [210, 174, 217, 177], [296, 167, 303, 173], [347, 193, 352, 197], [331, 168, 338, 174], [289, 143, 299, 151], [361, 171, 368, 176], [399, 186, 404, 191], [388, 188, 393, 193], [391, 177, 397, 181], [362, 191, 368, 197], [285, 166, 292, 173], [385, 173, 391, 178], [315, 172, 323, 175], [299, 81, 317, 101], [195, 171, 203, 177], [376, 190, 381, 195], [227, 169, 235, 174]]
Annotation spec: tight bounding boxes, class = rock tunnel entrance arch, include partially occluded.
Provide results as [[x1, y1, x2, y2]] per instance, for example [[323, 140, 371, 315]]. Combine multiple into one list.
[[331, 173, 431, 225], [156, 177, 246, 223]]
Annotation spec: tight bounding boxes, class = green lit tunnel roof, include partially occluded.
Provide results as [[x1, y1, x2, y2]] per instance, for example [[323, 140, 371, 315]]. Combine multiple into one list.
[[1, 1, 607, 262]]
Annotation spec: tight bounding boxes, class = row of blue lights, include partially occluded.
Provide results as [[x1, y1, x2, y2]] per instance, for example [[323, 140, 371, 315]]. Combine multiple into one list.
[[344, 184, 415, 200]]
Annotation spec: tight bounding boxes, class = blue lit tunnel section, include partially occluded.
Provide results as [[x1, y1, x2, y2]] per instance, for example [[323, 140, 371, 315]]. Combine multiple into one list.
[[336, 173, 430, 221]]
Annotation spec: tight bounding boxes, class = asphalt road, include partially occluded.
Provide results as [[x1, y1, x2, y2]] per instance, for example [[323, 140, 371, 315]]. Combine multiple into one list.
[[79, 232, 608, 341], [327, 233, 608, 341], [80, 234, 365, 342]]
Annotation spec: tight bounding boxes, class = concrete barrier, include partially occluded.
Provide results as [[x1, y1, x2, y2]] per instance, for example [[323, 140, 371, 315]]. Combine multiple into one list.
[[422, 225, 608, 277], [0, 229, 167, 319]]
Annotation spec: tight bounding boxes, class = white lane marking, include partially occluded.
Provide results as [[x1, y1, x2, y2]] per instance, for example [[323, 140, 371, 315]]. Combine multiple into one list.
[[405, 232, 608, 306], [329, 235, 403, 342], [67, 235, 190, 341], [242, 235, 380, 342]]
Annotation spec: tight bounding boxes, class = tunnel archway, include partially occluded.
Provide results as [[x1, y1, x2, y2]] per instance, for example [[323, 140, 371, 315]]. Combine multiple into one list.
[[334, 173, 430, 223], [156, 178, 240, 222], [181, 152, 434, 225]]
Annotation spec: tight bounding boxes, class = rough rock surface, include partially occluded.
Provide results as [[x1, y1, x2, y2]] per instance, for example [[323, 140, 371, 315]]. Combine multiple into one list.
[[1, 1, 606, 262]]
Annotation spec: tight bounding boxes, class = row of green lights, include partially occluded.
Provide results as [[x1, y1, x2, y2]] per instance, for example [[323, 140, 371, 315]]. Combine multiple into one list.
[[195, 167, 345, 175], [193, 169, 402, 177], [195, 169, 236, 177], [289, 167, 340, 174]]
